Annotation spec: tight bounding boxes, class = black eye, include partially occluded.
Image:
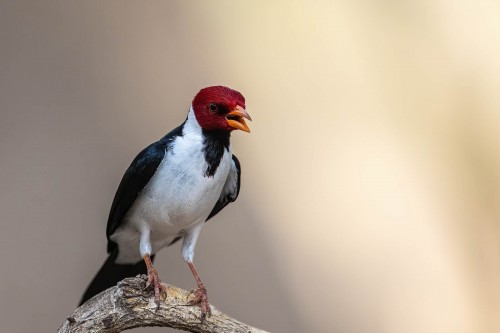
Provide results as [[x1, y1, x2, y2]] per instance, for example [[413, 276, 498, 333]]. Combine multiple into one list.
[[208, 103, 218, 113]]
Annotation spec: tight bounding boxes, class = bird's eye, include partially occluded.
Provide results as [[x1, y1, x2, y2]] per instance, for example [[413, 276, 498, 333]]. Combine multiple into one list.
[[208, 103, 218, 113]]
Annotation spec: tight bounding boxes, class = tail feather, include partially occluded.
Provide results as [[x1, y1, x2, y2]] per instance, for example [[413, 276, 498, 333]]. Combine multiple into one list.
[[79, 250, 153, 306]]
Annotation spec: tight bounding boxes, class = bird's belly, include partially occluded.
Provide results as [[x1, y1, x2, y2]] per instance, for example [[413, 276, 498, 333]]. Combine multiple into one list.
[[141, 180, 223, 232]]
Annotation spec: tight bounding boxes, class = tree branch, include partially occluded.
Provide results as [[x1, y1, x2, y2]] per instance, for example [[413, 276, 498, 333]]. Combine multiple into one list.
[[58, 275, 268, 333]]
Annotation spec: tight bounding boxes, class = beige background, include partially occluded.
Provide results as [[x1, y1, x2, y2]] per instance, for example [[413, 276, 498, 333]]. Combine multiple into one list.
[[1, 1, 499, 332]]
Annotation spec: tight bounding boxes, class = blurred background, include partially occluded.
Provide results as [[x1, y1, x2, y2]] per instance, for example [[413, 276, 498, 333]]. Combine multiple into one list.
[[1, 1, 499, 332]]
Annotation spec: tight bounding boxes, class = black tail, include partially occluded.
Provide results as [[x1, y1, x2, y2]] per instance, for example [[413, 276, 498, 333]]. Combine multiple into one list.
[[79, 250, 153, 306]]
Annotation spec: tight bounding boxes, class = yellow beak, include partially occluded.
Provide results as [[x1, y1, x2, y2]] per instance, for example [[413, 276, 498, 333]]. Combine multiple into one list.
[[226, 106, 252, 132]]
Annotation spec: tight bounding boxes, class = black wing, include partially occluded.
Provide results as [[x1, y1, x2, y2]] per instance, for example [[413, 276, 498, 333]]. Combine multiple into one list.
[[106, 125, 183, 252], [206, 155, 241, 221]]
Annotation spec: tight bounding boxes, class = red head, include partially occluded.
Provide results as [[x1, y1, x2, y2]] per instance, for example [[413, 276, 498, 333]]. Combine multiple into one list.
[[192, 86, 252, 133]]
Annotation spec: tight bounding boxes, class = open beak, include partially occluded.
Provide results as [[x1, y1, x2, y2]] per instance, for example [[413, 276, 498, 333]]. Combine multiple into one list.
[[226, 105, 252, 133]]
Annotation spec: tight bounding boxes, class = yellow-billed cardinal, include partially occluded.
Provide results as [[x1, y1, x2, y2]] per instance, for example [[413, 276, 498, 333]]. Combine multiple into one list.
[[79, 86, 251, 322]]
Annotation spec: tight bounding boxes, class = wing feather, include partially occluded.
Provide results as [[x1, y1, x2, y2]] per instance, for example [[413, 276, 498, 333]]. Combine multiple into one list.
[[106, 125, 183, 252], [206, 155, 241, 221]]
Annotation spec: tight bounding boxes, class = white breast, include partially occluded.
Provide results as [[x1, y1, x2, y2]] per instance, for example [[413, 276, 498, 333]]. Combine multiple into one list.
[[140, 137, 232, 232], [111, 109, 232, 264]]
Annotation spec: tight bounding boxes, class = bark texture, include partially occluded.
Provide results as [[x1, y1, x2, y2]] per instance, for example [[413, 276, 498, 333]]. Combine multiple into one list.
[[58, 275, 267, 333]]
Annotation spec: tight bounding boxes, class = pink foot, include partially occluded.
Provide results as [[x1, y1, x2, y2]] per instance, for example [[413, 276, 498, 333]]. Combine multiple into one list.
[[189, 286, 211, 323], [145, 267, 166, 306]]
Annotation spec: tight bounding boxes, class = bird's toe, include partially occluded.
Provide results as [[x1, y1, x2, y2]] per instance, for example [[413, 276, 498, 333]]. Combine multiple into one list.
[[188, 286, 211, 323]]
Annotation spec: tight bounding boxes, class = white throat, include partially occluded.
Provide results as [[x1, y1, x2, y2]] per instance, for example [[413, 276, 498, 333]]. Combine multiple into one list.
[[182, 107, 203, 138]]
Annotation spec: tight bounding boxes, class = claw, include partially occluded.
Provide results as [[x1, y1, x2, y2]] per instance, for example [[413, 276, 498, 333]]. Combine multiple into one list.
[[145, 267, 166, 307], [189, 286, 211, 323]]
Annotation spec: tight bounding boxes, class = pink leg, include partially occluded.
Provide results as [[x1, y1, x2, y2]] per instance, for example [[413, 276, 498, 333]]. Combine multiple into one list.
[[144, 254, 166, 306], [187, 262, 211, 322]]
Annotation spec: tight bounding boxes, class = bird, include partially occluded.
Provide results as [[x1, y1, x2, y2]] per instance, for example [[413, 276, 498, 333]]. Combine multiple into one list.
[[79, 86, 251, 321]]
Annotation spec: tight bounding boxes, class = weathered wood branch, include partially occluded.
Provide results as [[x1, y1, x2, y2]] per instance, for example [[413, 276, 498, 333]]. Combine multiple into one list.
[[58, 275, 268, 333]]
